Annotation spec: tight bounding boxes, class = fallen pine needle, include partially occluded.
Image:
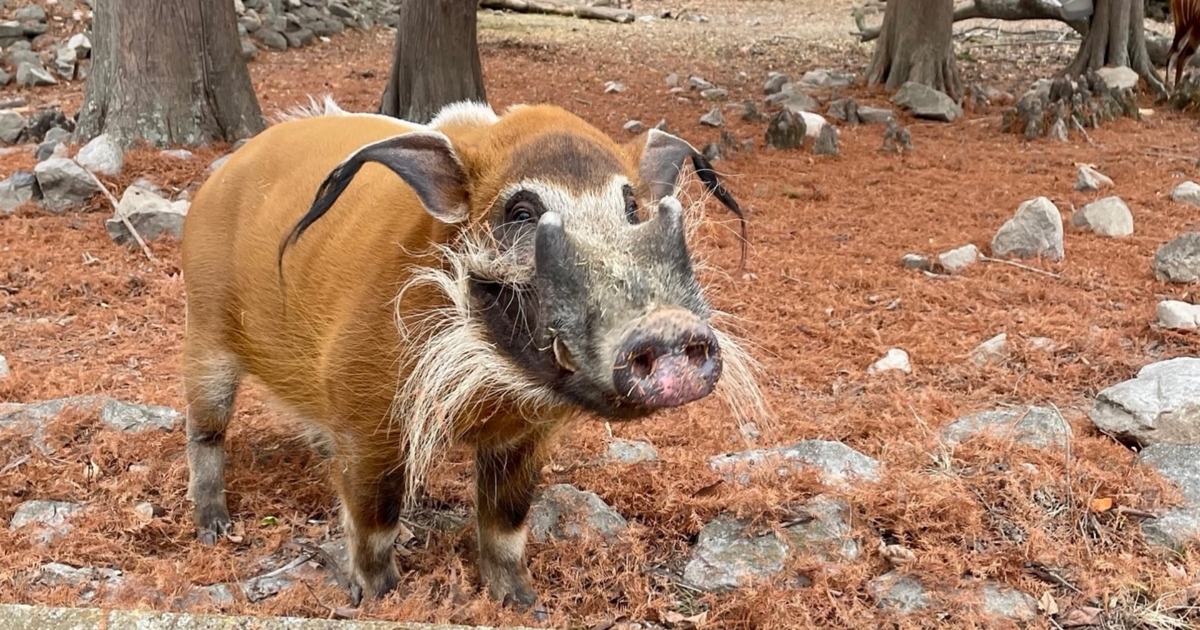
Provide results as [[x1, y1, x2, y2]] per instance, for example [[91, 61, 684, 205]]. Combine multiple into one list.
[[979, 255, 1063, 279]]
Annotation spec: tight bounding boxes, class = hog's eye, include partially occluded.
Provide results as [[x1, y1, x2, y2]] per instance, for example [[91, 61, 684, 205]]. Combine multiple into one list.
[[622, 184, 639, 225], [504, 191, 543, 224]]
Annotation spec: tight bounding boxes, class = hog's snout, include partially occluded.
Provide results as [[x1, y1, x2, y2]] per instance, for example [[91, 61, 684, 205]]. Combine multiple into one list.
[[612, 308, 722, 408]]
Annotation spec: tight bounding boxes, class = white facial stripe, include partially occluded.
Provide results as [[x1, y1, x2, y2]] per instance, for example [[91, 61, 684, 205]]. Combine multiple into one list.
[[499, 175, 633, 233]]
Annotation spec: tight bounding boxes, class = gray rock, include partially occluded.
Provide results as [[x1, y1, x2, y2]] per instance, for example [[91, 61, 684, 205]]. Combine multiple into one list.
[[0, 173, 34, 212], [0, 20, 21, 39], [1171, 181, 1200, 206], [76, 134, 124, 176], [54, 45, 77, 80], [901, 253, 932, 271], [44, 127, 71, 144], [709, 439, 881, 487], [765, 109, 804, 150], [34, 139, 61, 161], [97, 397, 181, 432], [665, 73, 680, 88], [797, 69, 852, 89], [868, 348, 911, 375], [16, 62, 56, 87], [969, 333, 1008, 368], [623, 119, 644, 134], [699, 107, 723, 127], [892, 82, 962, 122], [763, 72, 789, 95], [1096, 66, 1139, 91], [328, 2, 355, 19], [1155, 232, 1200, 283], [682, 495, 857, 592], [1048, 118, 1068, 142], [68, 33, 92, 59], [937, 243, 979, 273], [942, 405, 1070, 450], [0, 354, 8, 378], [208, 154, 232, 173], [606, 439, 658, 464], [856, 105, 896, 125], [812, 124, 838, 156], [9, 500, 83, 543], [1157, 300, 1200, 330], [6, 48, 42, 69], [37, 563, 122, 601], [1075, 164, 1113, 192], [34, 157, 101, 212], [770, 90, 818, 114], [253, 27, 288, 50], [0, 396, 180, 453], [1070, 196, 1133, 237], [241, 39, 259, 60], [160, 149, 195, 160], [0, 68, 10, 86], [15, 5, 47, 22], [283, 28, 314, 48], [982, 582, 1038, 622], [0, 109, 24, 144], [990, 196, 1064, 261], [688, 75, 714, 91], [527, 484, 627, 542], [1138, 443, 1200, 550], [869, 571, 929, 613], [239, 12, 263, 32], [1090, 357, 1200, 446], [700, 87, 727, 100]]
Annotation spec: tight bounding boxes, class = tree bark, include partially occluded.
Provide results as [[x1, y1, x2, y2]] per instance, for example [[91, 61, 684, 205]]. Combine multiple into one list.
[[75, 0, 263, 148], [379, 0, 487, 123], [1064, 0, 1164, 97], [866, 0, 963, 101]]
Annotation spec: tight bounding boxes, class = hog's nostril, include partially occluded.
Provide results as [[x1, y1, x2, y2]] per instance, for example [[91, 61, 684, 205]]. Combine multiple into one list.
[[630, 350, 656, 379], [684, 342, 708, 366]]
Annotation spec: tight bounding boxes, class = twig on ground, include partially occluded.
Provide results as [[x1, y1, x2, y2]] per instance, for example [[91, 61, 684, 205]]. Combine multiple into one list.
[[1071, 118, 1094, 145], [0, 456, 30, 476], [979, 255, 1063, 279], [83, 170, 156, 262], [1145, 150, 1198, 163]]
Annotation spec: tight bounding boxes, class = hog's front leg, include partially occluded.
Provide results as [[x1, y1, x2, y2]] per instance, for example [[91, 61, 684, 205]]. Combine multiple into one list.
[[475, 436, 542, 609]]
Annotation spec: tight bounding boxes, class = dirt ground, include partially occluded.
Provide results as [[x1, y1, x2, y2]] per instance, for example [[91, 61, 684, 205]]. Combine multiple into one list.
[[2, 1, 1200, 629]]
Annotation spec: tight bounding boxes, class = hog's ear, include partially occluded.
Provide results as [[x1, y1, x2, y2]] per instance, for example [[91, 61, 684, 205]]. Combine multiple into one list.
[[627, 128, 749, 269], [280, 131, 469, 258]]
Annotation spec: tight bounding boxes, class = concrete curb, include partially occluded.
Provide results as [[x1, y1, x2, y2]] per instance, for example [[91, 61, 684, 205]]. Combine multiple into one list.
[[0, 604, 547, 629]]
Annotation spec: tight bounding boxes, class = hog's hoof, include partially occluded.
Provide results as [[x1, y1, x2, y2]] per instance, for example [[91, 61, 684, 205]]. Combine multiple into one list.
[[349, 566, 401, 607], [495, 583, 539, 611], [194, 506, 231, 545]]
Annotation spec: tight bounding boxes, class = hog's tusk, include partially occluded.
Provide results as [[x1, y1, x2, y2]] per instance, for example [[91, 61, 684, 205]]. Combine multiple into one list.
[[552, 336, 579, 373]]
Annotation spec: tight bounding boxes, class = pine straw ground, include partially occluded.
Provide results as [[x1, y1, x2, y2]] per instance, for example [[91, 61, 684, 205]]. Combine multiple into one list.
[[2, 4, 1200, 629]]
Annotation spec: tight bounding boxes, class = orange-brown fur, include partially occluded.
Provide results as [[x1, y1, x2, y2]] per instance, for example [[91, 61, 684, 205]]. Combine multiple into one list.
[[181, 104, 667, 605]]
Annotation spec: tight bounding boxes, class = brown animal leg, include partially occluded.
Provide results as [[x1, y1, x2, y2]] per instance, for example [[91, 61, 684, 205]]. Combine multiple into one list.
[[475, 436, 542, 610], [334, 450, 406, 605], [183, 348, 242, 545]]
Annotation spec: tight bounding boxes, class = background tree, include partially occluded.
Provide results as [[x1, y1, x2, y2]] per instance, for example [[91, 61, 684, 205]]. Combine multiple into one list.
[[379, 0, 487, 123], [1064, 0, 1164, 96], [866, 0, 963, 100], [75, 0, 263, 148]]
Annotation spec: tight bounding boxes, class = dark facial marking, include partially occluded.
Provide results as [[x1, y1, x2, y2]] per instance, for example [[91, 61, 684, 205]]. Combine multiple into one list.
[[504, 133, 625, 193], [622, 184, 639, 225]]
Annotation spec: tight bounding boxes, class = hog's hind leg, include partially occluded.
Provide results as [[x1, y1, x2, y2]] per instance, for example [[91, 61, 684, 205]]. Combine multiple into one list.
[[334, 446, 407, 605], [183, 347, 242, 545]]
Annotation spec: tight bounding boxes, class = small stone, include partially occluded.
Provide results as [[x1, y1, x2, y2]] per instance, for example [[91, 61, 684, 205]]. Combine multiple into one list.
[[160, 149, 195, 160], [699, 107, 724, 127], [68, 33, 92, 58], [528, 484, 627, 542], [740, 99, 763, 122], [622, 120, 644, 134], [603, 81, 627, 94], [763, 72, 789, 95], [37, 563, 122, 601], [242, 39, 259, 60], [1171, 181, 1200, 206], [665, 73, 680, 87], [701, 142, 721, 161], [1095, 66, 1139, 91], [765, 109, 804, 150], [76, 134, 124, 176], [1074, 164, 1114, 191], [869, 571, 929, 613], [34, 139, 61, 161], [709, 439, 881, 487], [208, 154, 232, 173], [797, 69, 852, 89], [0, 173, 34, 212], [134, 502, 166, 519], [868, 348, 911, 375], [937, 243, 979, 273], [688, 75, 714, 91], [991, 197, 1064, 261], [54, 45, 76, 80], [34, 157, 102, 212], [1138, 443, 1200, 550], [253, 28, 287, 50], [606, 439, 658, 464], [9, 500, 83, 543], [970, 333, 1009, 368], [900, 253, 932, 271], [16, 62, 56, 87], [982, 582, 1038, 622], [0, 109, 24, 144], [812, 124, 838, 156], [892, 81, 962, 122], [15, 5, 47, 22], [1157, 300, 1200, 330], [106, 186, 189, 245], [283, 28, 314, 48], [943, 405, 1070, 450], [328, 2, 355, 18], [1070, 196, 1133, 237], [700, 87, 727, 100], [0, 355, 8, 378], [1090, 357, 1200, 447], [1028, 337, 1057, 352], [1154, 232, 1200, 283], [772, 90, 818, 114]]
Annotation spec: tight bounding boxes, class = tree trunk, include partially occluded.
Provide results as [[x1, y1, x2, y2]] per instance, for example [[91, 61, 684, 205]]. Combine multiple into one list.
[[379, 0, 487, 123], [866, 0, 963, 101], [1064, 0, 1164, 97], [75, 0, 263, 148]]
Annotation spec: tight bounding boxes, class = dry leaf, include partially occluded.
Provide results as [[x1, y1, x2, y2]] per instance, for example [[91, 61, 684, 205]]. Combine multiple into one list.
[[691, 480, 724, 498], [1089, 497, 1113, 512], [1059, 606, 1102, 627], [1166, 562, 1187, 581], [662, 610, 708, 628], [1039, 591, 1059, 616], [877, 541, 917, 567]]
